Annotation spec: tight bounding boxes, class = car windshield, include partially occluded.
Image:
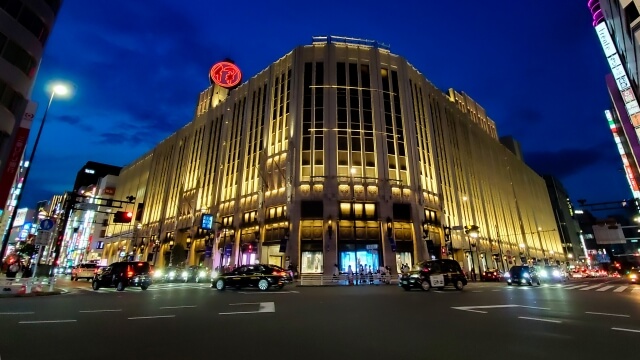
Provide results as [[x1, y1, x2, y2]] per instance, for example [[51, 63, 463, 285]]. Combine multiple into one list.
[[510, 266, 526, 275], [82, 263, 97, 269]]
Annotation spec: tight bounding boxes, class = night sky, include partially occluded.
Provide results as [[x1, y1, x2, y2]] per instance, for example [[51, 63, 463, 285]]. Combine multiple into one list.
[[22, 0, 622, 209]]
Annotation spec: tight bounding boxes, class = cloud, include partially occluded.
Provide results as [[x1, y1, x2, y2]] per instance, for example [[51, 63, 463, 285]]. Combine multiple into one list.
[[525, 141, 619, 178]]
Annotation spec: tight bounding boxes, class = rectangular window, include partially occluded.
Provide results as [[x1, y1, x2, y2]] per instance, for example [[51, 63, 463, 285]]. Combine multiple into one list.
[[301, 251, 323, 274]]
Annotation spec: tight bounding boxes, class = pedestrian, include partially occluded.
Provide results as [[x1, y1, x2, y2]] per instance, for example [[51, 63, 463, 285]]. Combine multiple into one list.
[[333, 264, 339, 283], [6, 261, 20, 280], [347, 265, 354, 285], [471, 267, 477, 282]]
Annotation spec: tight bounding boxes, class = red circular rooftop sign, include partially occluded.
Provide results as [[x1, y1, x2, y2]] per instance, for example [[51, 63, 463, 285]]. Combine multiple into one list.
[[210, 61, 242, 88]]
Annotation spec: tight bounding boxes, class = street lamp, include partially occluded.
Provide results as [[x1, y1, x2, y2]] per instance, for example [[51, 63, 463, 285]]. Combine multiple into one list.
[[464, 225, 480, 281], [0, 82, 71, 260]]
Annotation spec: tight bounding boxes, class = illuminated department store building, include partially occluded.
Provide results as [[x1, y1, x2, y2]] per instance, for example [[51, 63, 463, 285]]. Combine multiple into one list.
[[100, 37, 563, 275]]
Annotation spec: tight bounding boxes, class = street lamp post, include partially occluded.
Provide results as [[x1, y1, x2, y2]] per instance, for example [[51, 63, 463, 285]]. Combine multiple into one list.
[[464, 225, 480, 281], [0, 84, 70, 260]]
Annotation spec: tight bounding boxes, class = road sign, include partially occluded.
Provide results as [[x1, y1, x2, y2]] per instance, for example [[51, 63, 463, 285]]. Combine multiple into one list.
[[40, 218, 54, 231], [35, 231, 51, 246]]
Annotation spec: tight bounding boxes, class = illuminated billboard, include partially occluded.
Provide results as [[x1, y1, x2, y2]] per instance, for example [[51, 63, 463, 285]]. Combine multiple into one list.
[[209, 61, 242, 89], [596, 23, 640, 130], [13, 208, 28, 227], [606, 110, 640, 198]]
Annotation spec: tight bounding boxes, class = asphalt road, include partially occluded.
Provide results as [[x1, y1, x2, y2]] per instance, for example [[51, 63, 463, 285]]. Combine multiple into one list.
[[0, 277, 638, 360]]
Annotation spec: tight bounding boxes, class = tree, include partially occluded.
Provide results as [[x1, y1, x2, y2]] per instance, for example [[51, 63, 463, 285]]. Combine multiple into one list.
[[170, 242, 186, 266]]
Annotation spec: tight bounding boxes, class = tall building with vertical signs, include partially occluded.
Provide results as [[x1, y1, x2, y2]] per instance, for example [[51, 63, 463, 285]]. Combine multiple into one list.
[[589, 0, 640, 199], [96, 37, 563, 276]]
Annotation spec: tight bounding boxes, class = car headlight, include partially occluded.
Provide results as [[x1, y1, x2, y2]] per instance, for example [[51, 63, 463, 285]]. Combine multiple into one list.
[[168, 271, 176, 278], [631, 274, 637, 279], [181, 271, 188, 278], [211, 271, 218, 279], [552, 270, 560, 277], [524, 273, 530, 278], [539, 270, 548, 277], [504, 273, 510, 278], [153, 271, 163, 278], [198, 271, 206, 277]]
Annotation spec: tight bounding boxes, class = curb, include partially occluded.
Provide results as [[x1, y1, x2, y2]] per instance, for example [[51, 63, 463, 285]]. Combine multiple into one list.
[[0, 290, 63, 298]]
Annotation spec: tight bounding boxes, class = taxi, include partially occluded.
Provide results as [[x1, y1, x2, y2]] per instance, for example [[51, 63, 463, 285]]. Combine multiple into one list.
[[400, 259, 467, 291]]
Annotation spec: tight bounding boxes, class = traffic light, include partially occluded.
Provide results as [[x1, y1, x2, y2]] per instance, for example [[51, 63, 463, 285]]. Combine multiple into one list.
[[113, 211, 133, 223]]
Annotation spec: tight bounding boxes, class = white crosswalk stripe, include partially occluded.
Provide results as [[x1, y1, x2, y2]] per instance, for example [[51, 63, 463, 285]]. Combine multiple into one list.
[[614, 286, 628, 293], [597, 285, 615, 292], [580, 285, 602, 291], [564, 285, 588, 290], [632, 288, 640, 293], [77, 283, 210, 294]]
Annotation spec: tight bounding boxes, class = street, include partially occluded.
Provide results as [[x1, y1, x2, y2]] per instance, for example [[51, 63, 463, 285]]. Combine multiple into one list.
[[0, 278, 638, 360]]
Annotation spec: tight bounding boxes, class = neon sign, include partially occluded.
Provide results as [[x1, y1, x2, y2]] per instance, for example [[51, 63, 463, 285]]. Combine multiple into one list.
[[209, 61, 242, 88]]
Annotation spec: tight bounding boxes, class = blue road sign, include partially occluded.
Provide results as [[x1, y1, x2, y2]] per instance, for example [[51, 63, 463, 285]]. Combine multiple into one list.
[[40, 218, 54, 231]]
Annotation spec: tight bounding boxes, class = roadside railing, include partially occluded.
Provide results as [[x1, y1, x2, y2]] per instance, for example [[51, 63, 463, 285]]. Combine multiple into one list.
[[298, 274, 399, 286], [1, 277, 56, 295]]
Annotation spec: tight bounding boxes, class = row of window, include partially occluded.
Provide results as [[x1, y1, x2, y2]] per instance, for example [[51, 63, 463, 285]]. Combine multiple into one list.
[[0, 31, 37, 77], [0, 77, 24, 117], [0, 0, 51, 45]]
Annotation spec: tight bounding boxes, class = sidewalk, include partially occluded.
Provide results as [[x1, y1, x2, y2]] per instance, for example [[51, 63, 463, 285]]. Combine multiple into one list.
[[0, 274, 65, 298]]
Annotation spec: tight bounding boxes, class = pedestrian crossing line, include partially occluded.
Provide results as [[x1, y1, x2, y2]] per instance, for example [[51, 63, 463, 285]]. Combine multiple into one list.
[[632, 288, 640, 293], [580, 285, 602, 291], [564, 285, 588, 290], [614, 286, 628, 293], [597, 285, 615, 292]]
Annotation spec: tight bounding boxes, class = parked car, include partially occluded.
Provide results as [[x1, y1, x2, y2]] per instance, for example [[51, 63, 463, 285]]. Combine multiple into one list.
[[212, 264, 291, 291], [400, 259, 467, 291], [92, 261, 152, 291], [505, 265, 540, 286], [71, 263, 99, 281]]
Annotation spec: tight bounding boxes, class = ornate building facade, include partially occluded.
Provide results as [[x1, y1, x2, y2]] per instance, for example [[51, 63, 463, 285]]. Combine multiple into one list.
[[97, 37, 564, 276]]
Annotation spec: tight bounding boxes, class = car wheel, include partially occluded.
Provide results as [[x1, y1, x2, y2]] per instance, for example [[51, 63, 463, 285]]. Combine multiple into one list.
[[420, 280, 431, 291], [536, 280, 541, 286], [116, 281, 125, 291], [91, 281, 100, 290], [215, 279, 225, 291], [528, 281, 533, 286], [454, 280, 464, 291], [72, 276, 77, 281], [140, 285, 148, 291], [258, 279, 270, 291]]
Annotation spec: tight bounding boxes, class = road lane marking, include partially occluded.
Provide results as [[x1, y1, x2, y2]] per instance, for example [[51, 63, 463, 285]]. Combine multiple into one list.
[[0, 312, 34, 315], [580, 285, 602, 291], [128, 315, 175, 320], [159, 305, 196, 309], [612, 327, 640, 333], [238, 291, 297, 294], [563, 285, 587, 290], [597, 286, 615, 292], [452, 304, 549, 313], [518, 316, 561, 323], [219, 302, 275, 315], [79, 309, 121, 313], [229, 303, 261, 306], [585, 311, 629, 318], [614, 286, 628, 293], [19, 320, 76, 324], [632, 288, 640, 293]]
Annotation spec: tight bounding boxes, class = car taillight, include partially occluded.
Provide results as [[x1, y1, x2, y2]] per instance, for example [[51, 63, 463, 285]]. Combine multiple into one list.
[[127, 271, 134, 278]]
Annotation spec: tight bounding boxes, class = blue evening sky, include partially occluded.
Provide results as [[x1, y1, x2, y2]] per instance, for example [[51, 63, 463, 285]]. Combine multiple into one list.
[[22, 0, 623, 209]]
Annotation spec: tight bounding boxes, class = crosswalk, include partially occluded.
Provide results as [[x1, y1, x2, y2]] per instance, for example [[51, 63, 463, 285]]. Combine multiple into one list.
[[502, 283, 640, 294], [76, 282, 211, 294]]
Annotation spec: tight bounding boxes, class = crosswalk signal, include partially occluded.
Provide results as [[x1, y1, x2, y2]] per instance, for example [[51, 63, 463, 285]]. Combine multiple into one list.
[[113, 211, 133, 223]]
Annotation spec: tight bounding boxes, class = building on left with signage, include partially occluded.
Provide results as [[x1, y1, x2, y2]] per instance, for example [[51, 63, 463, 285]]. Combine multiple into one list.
[[0, 0, 64, 221]]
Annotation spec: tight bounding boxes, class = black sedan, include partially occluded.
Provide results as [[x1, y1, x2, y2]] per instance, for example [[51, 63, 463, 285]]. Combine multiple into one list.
[[212, 264, 291, 291]]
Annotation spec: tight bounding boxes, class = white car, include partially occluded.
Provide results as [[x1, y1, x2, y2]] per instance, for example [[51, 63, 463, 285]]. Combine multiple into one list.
[[71, 263, 99, 281]]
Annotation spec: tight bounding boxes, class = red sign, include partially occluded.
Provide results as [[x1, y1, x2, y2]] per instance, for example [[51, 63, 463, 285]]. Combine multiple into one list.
[[209, 61, 242, 88], [0, 101, 37, 209], [103, 187, 116, 195]]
